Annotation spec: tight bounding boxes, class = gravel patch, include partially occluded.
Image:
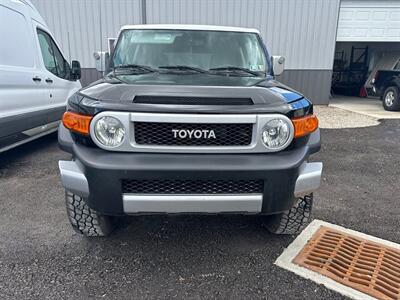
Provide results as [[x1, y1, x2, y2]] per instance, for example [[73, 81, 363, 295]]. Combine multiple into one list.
[[314, 106, 380, 129]]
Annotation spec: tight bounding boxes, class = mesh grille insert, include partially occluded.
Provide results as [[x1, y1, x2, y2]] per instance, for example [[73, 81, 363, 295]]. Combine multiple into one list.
[[122, 179, 264, 194], [294, 226, 400, 300], [133, 96, 253, 105], [134, 122, 253, 146]]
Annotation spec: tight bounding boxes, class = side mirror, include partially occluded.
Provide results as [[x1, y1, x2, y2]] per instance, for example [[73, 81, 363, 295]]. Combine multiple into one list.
[[93, 51, 109, 73], [71, 60, 81, 80], [271, 56, 285, 76]]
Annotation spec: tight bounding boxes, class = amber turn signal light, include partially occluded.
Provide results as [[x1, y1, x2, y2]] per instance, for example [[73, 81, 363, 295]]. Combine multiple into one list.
[[292, 114, 319, 138], [62, 111, 93, 135]]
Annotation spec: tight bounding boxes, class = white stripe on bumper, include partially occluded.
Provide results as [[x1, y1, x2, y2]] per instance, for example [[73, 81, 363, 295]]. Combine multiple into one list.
[[122, 194, 263, 213]]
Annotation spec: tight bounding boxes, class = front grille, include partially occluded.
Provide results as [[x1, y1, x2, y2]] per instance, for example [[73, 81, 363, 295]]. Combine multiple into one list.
[[134, 122, 253, 146], [122, 179, 264, 194], [133, 96, 253, 105]]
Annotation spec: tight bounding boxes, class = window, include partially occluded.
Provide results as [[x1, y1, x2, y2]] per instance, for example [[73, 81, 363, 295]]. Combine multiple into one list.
[[113, 29, 267, 73], [0, 5, 34, 67], [37, 29, 70, 79]]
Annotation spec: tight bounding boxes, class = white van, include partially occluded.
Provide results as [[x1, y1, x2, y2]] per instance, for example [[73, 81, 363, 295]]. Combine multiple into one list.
[[0, 0, 81, 152]]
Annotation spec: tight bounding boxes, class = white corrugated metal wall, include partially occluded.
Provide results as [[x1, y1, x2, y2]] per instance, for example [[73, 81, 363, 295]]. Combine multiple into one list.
[[31, 0, 142, 68], [31, 0, 341, 104], [146, 0, 340, 70]]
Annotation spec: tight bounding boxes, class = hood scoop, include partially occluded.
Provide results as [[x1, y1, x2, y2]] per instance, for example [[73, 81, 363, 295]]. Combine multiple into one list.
[[133, 95, 253, 105]]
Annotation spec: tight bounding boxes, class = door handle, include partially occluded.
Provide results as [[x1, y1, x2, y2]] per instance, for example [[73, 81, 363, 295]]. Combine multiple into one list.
[[32, 76, 42, 82], [45, 78, 53, 83]]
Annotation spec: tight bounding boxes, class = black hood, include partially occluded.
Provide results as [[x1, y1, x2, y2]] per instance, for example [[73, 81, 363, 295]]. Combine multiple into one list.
[[74, 73, 311, 117]]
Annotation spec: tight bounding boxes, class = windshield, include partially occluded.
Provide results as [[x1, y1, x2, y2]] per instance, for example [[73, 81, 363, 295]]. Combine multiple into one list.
[[112, 29, 268, 74]]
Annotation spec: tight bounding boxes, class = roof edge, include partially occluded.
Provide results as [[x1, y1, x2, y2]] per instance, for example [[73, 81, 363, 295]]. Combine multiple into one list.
[[120, 24, 260, 34]]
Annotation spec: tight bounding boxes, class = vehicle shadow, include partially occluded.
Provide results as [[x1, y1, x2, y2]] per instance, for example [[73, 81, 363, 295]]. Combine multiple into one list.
[[61, 214, 297, 298], [0, 132, 57, 162], [0, 133, 63, 177], [78, 214, 294, 263]]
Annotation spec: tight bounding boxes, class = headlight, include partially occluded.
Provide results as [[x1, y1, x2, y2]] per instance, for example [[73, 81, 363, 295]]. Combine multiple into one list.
[[262, 118, 291, 150], [94, 116, 125, 147]]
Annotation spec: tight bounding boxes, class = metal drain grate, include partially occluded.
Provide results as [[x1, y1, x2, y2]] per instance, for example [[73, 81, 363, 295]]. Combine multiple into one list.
[[293, 226, 400, 300]]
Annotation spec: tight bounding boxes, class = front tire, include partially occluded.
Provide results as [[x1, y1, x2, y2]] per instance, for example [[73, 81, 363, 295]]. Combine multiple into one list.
[[382, 86, 400, 111], [65, 191, 114, 237], [265, 194, 313, 235]]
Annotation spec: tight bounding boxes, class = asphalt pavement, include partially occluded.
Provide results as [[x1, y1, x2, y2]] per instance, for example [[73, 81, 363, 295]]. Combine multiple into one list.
[[0, 120, 399, 300]]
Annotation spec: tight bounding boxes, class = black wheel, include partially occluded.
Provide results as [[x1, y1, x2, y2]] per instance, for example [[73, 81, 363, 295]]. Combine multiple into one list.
[[265, 194, 313, 235], [65, 191, 114, 237], [382, 86, 400, 111]]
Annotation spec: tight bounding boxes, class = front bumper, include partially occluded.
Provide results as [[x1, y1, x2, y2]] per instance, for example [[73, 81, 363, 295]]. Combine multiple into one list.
[[58, 125, 322, 215]]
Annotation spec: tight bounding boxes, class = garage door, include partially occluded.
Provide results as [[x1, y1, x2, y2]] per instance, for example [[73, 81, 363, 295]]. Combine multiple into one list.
[[337, 0, 400, 42]]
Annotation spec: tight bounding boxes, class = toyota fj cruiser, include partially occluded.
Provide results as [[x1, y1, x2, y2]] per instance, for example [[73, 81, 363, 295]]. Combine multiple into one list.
[[58, 25, 322, 237]]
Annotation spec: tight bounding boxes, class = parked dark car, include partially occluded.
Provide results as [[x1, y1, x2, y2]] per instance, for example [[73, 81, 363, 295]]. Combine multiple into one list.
[[372, 63, 400, 111]]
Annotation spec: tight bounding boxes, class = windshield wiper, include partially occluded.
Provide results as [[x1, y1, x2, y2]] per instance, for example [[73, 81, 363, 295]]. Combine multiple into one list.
[[158, 65, 209, 74], [209, 66, 262, 76], [113, 64, 158, 73]]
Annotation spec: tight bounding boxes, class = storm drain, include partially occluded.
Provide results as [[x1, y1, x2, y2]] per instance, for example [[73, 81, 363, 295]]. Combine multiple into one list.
[[275, 220, 400, 300], [293, 226, 400, 300]]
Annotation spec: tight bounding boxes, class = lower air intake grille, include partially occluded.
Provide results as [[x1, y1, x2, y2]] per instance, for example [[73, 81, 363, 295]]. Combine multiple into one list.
[[134, 122, 253, 146], [122, 179, 264, 194]]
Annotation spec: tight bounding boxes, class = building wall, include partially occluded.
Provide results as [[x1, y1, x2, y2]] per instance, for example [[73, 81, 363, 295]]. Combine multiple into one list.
[[31, 0, 143, 68], [31, 0, 341, 104]]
